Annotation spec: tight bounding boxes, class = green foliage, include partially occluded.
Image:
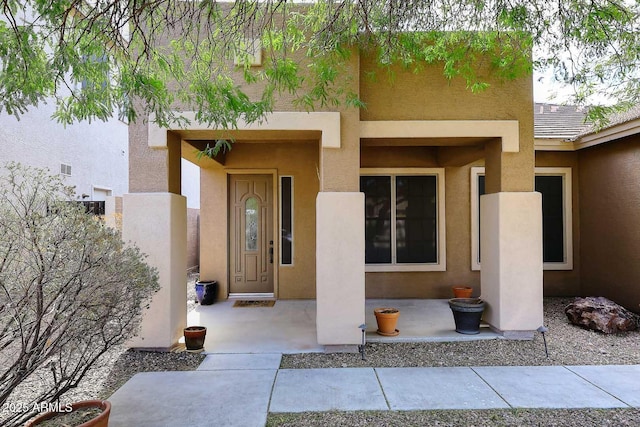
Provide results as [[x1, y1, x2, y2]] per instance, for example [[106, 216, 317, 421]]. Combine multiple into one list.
[[0, 163, 159, 427], [0, 1, 638, 128]]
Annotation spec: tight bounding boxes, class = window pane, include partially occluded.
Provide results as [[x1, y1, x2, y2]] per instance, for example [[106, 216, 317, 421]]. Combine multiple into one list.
[[361, 176, 391, 263], [245, 197, 258, 251], [281, 177, 293, 265], [536, 176, 564, 263], [478, 175, 485, 263], [396, 176, 437, 263]]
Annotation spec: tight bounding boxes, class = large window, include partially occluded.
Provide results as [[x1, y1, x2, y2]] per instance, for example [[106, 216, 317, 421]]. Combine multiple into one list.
[[470, 167, 573, 270], [361, 169, 446, 272]]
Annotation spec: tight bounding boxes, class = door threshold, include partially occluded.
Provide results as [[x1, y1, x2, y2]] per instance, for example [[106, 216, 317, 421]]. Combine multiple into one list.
[[228, 293, 275, 300]]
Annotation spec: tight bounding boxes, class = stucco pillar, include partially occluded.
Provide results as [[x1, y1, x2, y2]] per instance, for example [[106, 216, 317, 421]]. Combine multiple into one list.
[[198, 168, 228, 298], [480, 192, 543, 339], [104, 196, 122, 231], [316, 192, 365, 345], [123, 193, 187, 350]]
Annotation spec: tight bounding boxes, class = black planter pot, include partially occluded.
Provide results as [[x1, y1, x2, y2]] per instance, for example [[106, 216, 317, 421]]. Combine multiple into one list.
[[448, 298, 485, 334]]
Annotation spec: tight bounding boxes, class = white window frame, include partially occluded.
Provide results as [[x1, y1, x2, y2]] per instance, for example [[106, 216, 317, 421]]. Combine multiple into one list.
[[361, 168, 446, 272], [279, 175, 294, 267], [470, 166, 573, 271]]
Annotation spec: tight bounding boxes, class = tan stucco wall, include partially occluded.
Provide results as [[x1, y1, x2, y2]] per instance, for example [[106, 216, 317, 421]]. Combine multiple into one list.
[[361, 147, 482, 298], [357, 55, 534, 299], [198, 141, 319, 299], [359, 56, 535, 194], [186, 208, 200, 270], [129, 116, 183, 193], [578, 135, 640, 312], [480, 192, 543, 334], [124, 193, 187, 349], [316, 192, 365, 344], [130, 48, 536, 302], [534, 151, 581, 296]]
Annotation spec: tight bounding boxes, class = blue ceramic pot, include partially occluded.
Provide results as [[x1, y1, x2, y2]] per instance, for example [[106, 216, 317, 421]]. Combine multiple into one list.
[[195, 282, 205, 304]]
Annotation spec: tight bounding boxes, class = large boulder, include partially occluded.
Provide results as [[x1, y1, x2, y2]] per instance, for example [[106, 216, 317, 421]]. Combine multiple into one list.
[[565, 297, 640, 334]]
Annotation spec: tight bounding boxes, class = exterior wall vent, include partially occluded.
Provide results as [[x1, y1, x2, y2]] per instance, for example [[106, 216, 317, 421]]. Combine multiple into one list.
[[60, 163, 72, 176]]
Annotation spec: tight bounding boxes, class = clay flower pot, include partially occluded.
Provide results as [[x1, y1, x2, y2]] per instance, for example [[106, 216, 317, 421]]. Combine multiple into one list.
[[374, 308, 400, 336], [452, 286, 473, 298], [25, 399, 111, 427], [184, 326, 207, 352]]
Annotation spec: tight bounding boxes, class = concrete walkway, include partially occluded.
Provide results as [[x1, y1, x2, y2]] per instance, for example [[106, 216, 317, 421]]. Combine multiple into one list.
[[107, 354, 640, 427]]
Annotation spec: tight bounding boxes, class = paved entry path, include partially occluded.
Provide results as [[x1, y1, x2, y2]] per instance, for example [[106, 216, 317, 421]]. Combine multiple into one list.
[[107, 354, 640, 427]]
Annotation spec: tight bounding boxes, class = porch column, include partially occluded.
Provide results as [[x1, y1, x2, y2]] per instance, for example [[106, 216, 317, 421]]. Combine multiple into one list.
[[481, 111, 542, 338], [123, 193, 187, 350], [480, 192, 543, 338], [315, 49, 363, 346], [316, 192, 365, 345]]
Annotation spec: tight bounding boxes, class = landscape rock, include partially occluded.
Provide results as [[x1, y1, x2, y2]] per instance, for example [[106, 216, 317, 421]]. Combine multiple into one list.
[[565, 297, 640, 334]]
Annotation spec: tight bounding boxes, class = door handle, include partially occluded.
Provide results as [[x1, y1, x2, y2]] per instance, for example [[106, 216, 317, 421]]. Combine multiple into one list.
[[269, 240, 274, 264]]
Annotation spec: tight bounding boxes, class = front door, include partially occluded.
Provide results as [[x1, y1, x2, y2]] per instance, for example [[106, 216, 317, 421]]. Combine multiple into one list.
[[229, 174, 274, 295]]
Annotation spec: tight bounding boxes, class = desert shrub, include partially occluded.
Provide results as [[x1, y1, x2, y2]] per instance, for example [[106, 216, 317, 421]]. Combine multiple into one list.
[[0, 163, 158, 426]]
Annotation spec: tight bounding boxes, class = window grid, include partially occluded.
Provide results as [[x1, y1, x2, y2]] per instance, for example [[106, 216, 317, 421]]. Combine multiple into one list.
[[361, 168, 446, 272]]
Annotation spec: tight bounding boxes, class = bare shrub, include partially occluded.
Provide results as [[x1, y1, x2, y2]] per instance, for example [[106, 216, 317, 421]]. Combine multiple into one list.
[[0, 163, 159, 426]]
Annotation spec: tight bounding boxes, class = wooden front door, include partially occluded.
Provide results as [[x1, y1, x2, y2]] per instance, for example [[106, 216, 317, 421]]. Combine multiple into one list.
[[229, 175, 274, 295]]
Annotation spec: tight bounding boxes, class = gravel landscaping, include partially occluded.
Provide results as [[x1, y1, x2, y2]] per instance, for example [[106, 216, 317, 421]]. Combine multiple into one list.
[[280, 298, 640, 369], [267, 408, 640, 426], [12, 293, 640, 426], [269, 297, 640, 426]]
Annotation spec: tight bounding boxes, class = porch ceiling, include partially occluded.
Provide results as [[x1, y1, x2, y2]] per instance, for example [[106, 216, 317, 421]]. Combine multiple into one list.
[[181, 137, 319, 167]]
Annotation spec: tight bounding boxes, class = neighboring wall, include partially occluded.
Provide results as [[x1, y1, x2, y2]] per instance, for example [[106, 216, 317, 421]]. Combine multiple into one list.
[[0, 102, 128, 198], [578, 134, 640, 312]]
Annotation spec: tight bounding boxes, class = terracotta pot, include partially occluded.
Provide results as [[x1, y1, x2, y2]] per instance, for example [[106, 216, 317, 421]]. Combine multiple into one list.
[[374, 308, 400, 336], [25, 399, 111, 427], [184, 326, 207, 351], [452, 286, 473, 298]]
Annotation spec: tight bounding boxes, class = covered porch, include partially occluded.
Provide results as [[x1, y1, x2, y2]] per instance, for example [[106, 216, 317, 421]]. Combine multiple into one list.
[[123, 109, 543, 350], [185, 299, 499, 354]]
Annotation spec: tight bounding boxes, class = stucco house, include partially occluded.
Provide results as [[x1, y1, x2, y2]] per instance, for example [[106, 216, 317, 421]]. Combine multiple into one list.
[[122, 40, 640, 350]]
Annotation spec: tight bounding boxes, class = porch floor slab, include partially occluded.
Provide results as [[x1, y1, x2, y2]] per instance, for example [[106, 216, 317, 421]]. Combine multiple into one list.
[[186, 299, 499, 354], [472, 366, 628, 408], [187, 300, 323, 354], [365, 299, 499, 343]]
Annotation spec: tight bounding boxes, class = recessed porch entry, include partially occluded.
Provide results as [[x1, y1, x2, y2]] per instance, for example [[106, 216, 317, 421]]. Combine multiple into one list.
[[229, 174, 274, 296]]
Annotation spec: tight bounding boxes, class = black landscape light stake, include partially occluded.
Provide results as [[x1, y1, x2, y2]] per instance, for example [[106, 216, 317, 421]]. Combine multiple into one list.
[[537, 326, 549, 358], [358, 324, 367, 360]]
